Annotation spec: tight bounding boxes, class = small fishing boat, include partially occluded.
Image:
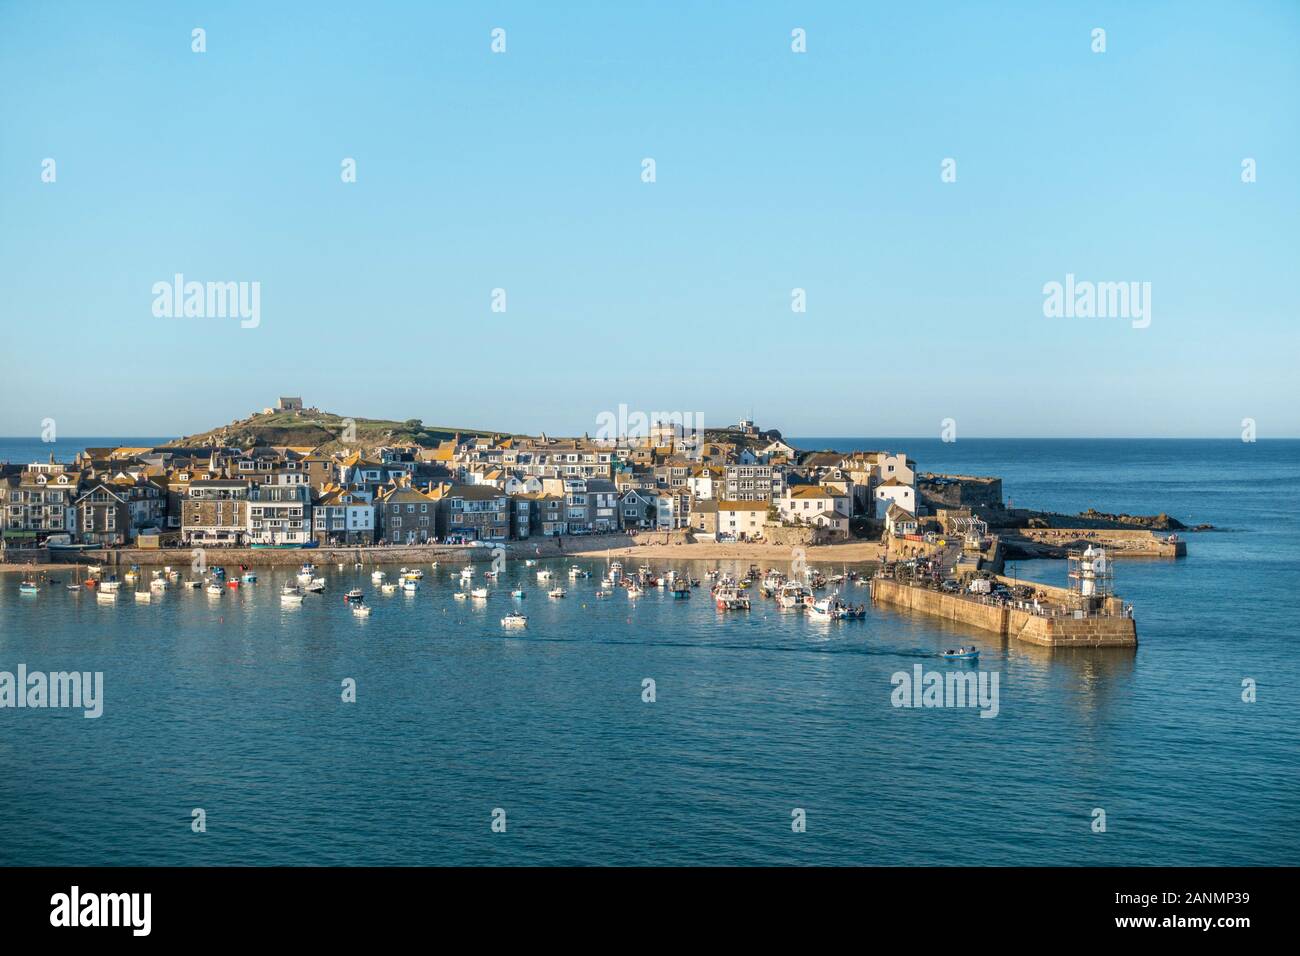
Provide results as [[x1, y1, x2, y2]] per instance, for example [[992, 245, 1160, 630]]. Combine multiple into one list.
[[19, 579, 39, 594], [595, 589, 612, 598], [401, 579, 418, 592], [66, 581, 82, 592], [524, 559, 537, 567], [166, 568, 181, 583], [501, 612, 528, 628], [471, 587, 489, 599], [206, 582, 224, 596], [212, 566, 226, 579], [96, 589, 118, 603], [184, 579, 202, 589], [305, 578, 326, 593], [568, 566, 589, 579], [344, 588, 364, 602], [99, 578, 121, 593], [371, 570, 387, 583], [548, 587, 566, 598], [87, 563, 103, 576], [297, 564, 316, 584], [226, 579, 240, 589], [241, 571, 258, 583], [626, 585, 643, 598], [352, 603, 372, 617], [460, 567, 474, 580], [380, 582, 398, 595], [536, 569, 553, 581], [134, 590, 152, 603], [280, 586, 304, 605], [670, 582, 691, 598], [511, 588, 526, 599], [403, 568, 424, 580], [150, 576, 167, 591], [808, 599, 835, 620], [124, 567, 139, 583], [940, 647, 980, 660], [453, 591, 468, 601]]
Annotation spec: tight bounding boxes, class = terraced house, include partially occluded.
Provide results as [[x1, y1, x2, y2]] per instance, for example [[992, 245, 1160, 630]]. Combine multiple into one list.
[[376, 486, 436, 544], [2, 458, 76, 543], [182, 479, 252, 545], [73, 482, 133, 546], [429, 483, 509, 542], [312, 487, 375, 545]]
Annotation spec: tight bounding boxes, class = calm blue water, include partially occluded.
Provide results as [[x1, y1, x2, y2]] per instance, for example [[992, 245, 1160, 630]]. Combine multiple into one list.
[[1, 438, 1297, 865]]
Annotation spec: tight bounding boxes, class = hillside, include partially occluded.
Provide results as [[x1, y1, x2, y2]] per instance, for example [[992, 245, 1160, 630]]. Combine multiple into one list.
[[167, 409, 503, 454]]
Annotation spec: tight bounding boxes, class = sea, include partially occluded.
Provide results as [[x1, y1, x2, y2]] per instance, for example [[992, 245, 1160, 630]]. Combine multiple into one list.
[[1, 437, 1297, 866]]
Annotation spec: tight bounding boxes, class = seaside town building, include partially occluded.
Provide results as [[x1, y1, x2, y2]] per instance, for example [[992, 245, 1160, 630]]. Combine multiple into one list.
[[0, 404, 934, 551]]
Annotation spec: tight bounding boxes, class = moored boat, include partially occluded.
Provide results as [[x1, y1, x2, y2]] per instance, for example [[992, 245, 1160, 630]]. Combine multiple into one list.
[[548, 587, 566, 598], [501, 612, 528, 628], [940, 647, 980, 660], [280, 585, 304, 605]]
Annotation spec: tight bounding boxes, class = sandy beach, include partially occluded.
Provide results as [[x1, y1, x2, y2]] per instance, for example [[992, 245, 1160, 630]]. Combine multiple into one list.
[[561, 538, 885, 565]]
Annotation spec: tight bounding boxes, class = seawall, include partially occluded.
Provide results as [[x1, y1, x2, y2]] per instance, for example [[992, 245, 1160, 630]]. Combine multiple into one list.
[[870, 578, 1137, 648]]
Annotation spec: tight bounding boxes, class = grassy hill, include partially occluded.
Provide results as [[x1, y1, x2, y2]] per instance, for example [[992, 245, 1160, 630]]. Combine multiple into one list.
[[167, 409, 504, 454]]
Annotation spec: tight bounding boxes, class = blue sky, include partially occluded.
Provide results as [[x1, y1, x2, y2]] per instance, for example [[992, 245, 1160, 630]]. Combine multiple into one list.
[[1, 1, 1297, 439]]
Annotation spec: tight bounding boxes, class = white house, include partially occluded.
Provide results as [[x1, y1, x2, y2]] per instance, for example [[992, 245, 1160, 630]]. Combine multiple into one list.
[[874, 478, 916, 519], [716, 500, 768, 540], [776, 485, 851, 523]]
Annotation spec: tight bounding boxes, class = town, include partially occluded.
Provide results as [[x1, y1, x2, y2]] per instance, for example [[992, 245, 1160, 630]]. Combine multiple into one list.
[[1, 399, 1186, 567]]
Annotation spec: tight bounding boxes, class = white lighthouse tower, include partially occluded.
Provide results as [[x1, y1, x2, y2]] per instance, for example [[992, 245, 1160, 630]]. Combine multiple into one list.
[[1068, 545, 1114, 609]]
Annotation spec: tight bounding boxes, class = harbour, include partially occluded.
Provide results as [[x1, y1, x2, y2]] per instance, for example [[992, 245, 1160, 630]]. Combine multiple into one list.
[[1, 437, 1295, 867]]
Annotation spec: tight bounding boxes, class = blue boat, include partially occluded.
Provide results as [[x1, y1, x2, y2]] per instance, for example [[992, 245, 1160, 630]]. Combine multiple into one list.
[[940, 647, 980, 660]]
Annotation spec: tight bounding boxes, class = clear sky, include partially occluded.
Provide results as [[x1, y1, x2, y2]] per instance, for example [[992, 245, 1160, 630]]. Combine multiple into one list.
[[2, 1, 1297, 439]]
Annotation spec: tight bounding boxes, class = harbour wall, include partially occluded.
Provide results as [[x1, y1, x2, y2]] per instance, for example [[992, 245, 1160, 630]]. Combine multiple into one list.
[[870, 578, 1137, 648]]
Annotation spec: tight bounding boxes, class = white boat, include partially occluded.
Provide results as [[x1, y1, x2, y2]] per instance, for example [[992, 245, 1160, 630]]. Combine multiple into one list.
[[134, 591, 152, 603], [403, 568, 424, 580], [371, 570, 387, 583], [352, 603, 372, 617], [501, 613, 528, 628], [166, 569, 181, 583], [777, 583, 809, 609], [150, 577, 167, 590], [536, 569, 553, 581], [96, 590, 118, 603], [240, 571, 257, 583], [548, 587, 566, 598], [401, 579, 418, 592], [184, 580, 202, 589], [297, 563, 316, 583], [380, 582, 398, 595], [305, 578, 326, 593], [524, 559, 537, 567], [471, 587, 489, 599], [453, 591, 468, 601], [99, 579, 121, 593], [280, 586, 304, 605], [345, 588, 364, 601], [87, 563, 104, 576], [626, 585, 643, 598], [808, 599, 834, 620], [206, 582, 224, 596]]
